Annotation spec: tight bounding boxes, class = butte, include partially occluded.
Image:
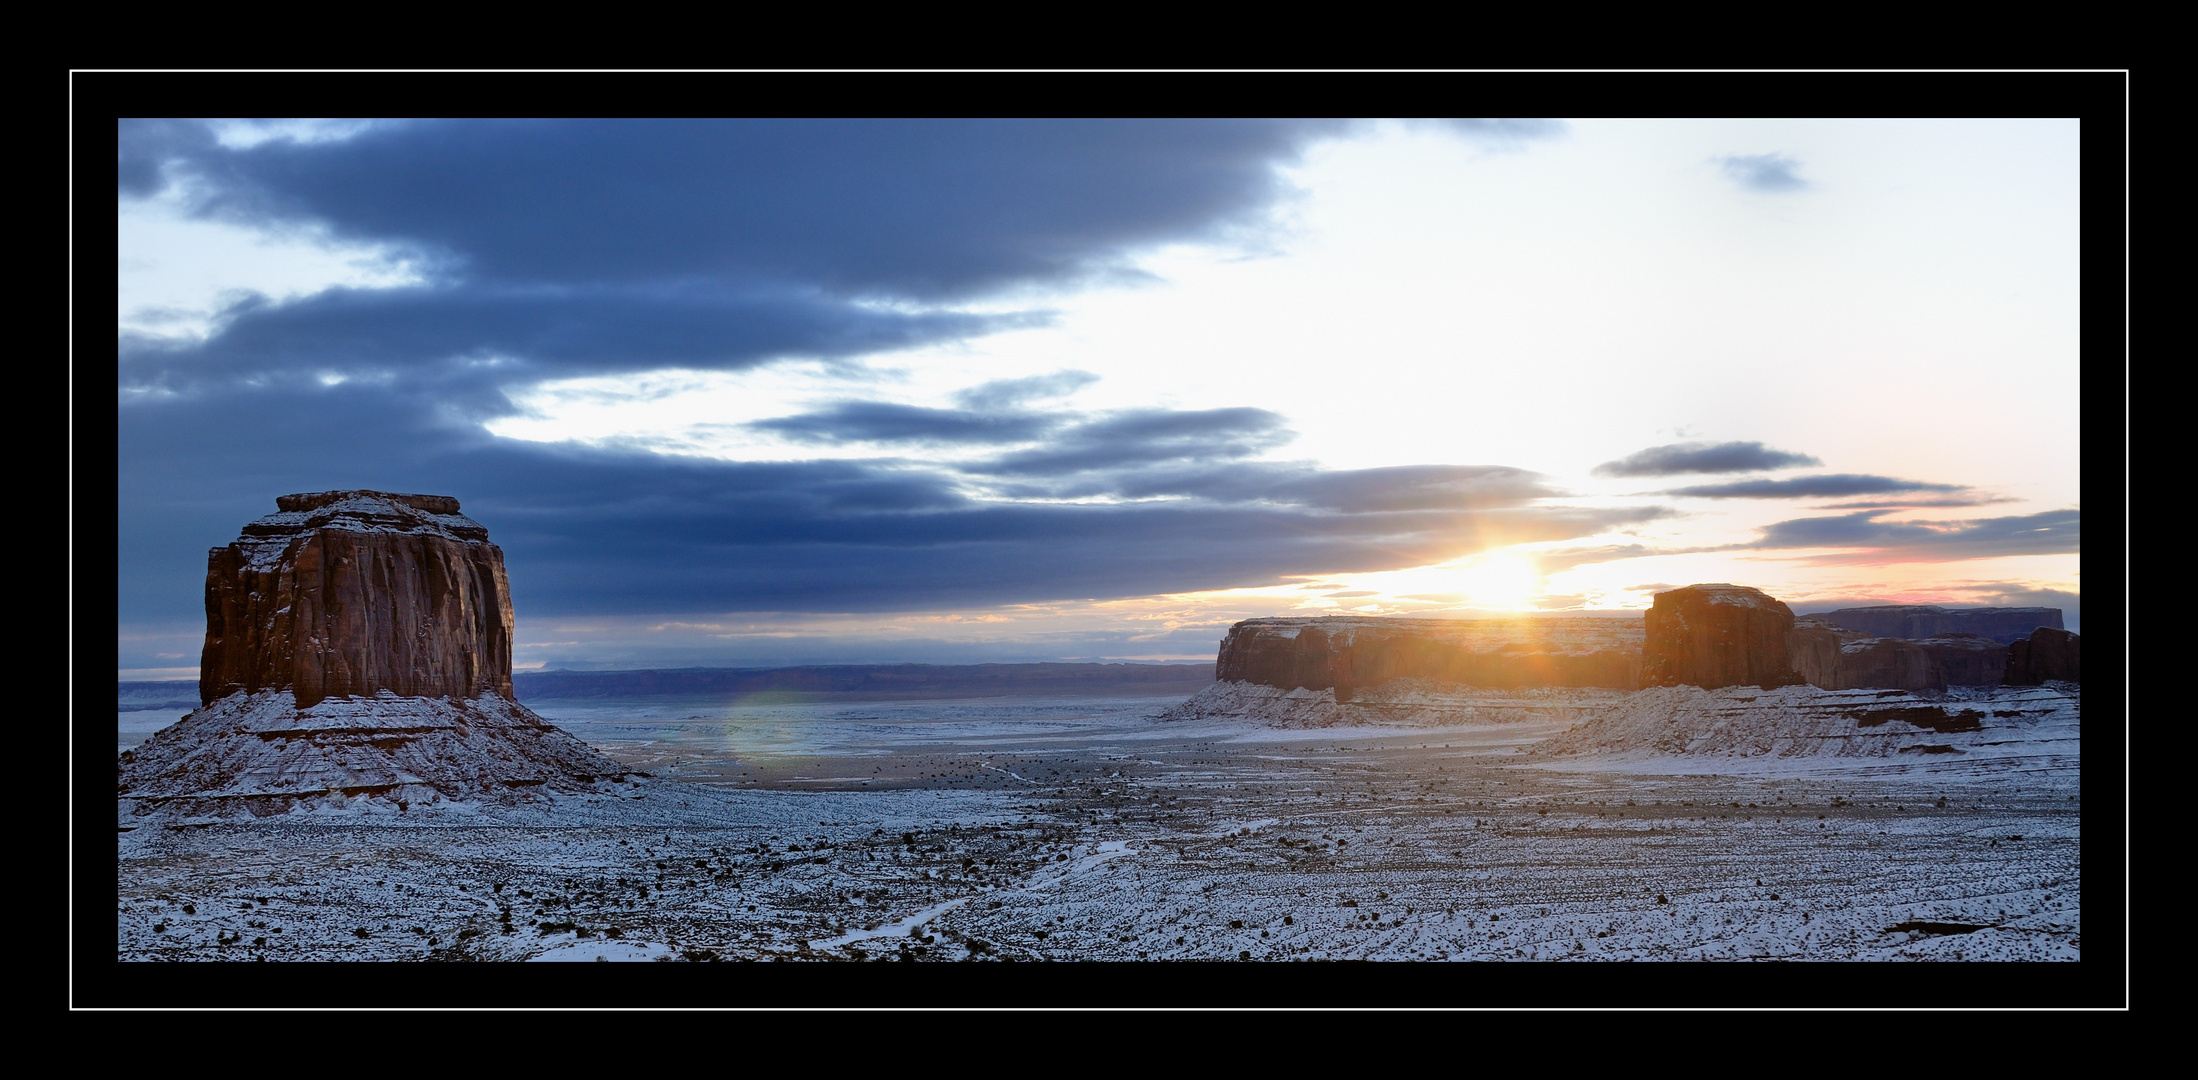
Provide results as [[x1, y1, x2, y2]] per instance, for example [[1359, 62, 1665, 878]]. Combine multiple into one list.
[[117, 491, 634, 821]]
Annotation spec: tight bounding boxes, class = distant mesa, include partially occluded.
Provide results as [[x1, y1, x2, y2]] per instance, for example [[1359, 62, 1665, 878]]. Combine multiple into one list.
[[1215, 614, 1644, 702], [1196, 584, 2074, 708], [119, 491, 634, 820], [1789, 617, 1946, 693], [1809, 605, 2062, 646]]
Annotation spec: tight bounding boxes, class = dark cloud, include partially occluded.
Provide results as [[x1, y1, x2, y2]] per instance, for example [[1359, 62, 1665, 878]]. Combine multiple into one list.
[[1667, 474, 1967, 499], [1807, 495, 2019, 510], [119, 385, 1664, 626], [136, 119, 1361, 299], [1750, 508, 2080, 562], [117, 118, 217, 197], [975, 408, 1294, 477], [119, 120, 1560, 401], [118, 282, 1025, 399], [1593, 441, 1821, 477], [116, 119, 1599, 644], [1716, 153, 1809, 193], [1083, 463, 1558, 512], [952, 370, 1099, 411], [752, 402, 1060, 446]]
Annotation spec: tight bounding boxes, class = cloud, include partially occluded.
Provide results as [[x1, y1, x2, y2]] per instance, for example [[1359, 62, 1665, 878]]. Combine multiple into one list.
[[120, 383, 1662, 624], [1749, 508, 2080, 563], [132, 119, 1360, 300], [118, 120, 1559, 409], [1715, 153, 1810, 193], [952, 370, 1098, 411], [1593, 440, 1821, 477], [115, 119, 1594, 638], [1666, 474, 1967, 499], [1806, 495, 2020, 510], [974, 408, 1295, 477], [752, 402, 1060, 446], [118, 282, 1026, 400]]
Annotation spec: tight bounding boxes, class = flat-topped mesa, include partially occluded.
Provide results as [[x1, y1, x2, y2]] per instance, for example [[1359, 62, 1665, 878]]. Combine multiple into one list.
[[1811, 605, 2062, 645], [1641, 584, 1806, 690], [199, 491, 513, 707], [1216, 615, 1645, 699]]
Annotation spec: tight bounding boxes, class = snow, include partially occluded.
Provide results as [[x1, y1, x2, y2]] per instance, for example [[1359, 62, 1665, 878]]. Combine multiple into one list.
[[118, 680, 2081, 963], [526, 937, 674, 962], [230, 492, 493, 569]]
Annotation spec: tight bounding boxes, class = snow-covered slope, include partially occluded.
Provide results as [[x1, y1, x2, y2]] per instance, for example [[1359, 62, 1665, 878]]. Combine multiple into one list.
[[117, 690, 637, 822]]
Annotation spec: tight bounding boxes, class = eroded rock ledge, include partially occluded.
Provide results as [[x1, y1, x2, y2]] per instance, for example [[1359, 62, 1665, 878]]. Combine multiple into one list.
[[200, 491, 514, 707]]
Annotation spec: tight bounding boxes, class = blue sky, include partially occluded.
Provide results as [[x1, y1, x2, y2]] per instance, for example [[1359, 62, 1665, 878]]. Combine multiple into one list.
[[117, 118, 2081, 676]]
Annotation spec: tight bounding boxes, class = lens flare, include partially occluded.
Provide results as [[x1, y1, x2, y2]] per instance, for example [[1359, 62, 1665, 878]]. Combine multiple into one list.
[[1454, 553, 1543, 610]]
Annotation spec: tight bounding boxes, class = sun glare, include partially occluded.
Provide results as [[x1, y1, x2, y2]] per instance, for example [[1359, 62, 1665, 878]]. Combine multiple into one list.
[[1454, 553, 1544, 610]]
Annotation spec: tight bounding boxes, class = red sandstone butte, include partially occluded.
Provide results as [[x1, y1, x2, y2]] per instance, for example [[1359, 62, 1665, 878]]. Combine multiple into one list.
[[198, 491, 515, 707], [2005, 626, 2082, 685], [1641, 584, 1806, 690]]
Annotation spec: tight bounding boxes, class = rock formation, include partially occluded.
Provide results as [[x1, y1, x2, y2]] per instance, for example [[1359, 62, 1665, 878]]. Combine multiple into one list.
[[1912, 636, 2010, 687], [1641, 584, 1805, 690], [199, 491, 513, 708], [2005, 627, 2082, 685], [1788, 616, 1943, 692], [1811, 605, 2062, 645], [121, 491, 632, 820], [1214, 615, 1643, 699], [1202, 586, 2040, 703]]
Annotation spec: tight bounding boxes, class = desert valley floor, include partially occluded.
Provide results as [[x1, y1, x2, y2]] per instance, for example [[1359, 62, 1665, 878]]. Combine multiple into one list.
[[114, 683, 2081, 962]]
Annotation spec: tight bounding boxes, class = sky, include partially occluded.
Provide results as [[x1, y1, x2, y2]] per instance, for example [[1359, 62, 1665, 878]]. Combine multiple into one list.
[[115, 118, 2082, 678]]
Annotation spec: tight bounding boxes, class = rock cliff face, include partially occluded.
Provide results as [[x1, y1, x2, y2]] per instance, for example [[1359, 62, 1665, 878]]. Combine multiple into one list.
[[123, 490, 631, 819], [1641, 584, 1805, 690], [1811, 605, 2062, 645], [1215, 615, 1643, 699], [1788, 617, 2008, 690], [199, 491, 514, 707], [1789, 617, 1943, 692], [2005, 627, 2082, 685], [1913, 636, 2010, 687]]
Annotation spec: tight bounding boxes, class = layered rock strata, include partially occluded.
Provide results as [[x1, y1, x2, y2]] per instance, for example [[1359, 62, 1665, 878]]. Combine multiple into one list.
[[1641, 584, 1806, 690], [1812, 605, 2063, 645], [123, 490, 631, 819], [1789, 617, 2012, 690], [2005, 627, 2082, 685], [1913, 636, 2011, 687], [200, 491, 514, 708], [1214, 615, 1643, 700], [1789, 616, 1945, 692]]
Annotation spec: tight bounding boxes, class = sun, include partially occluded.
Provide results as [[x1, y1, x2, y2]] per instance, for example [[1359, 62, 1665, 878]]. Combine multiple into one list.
[[1454, 552, 1543, 610]]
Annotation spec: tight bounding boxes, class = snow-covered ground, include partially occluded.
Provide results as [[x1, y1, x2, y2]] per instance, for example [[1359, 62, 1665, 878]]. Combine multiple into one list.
[[116, 683, 2080, 961]]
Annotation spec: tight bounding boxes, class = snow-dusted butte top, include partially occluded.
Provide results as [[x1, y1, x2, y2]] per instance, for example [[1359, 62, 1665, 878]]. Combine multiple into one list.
[[1642, 584, 1803, 690], [236, 491, 490, 569], [202, 491, 514, 707], [1671, 583, 1784, 609]]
